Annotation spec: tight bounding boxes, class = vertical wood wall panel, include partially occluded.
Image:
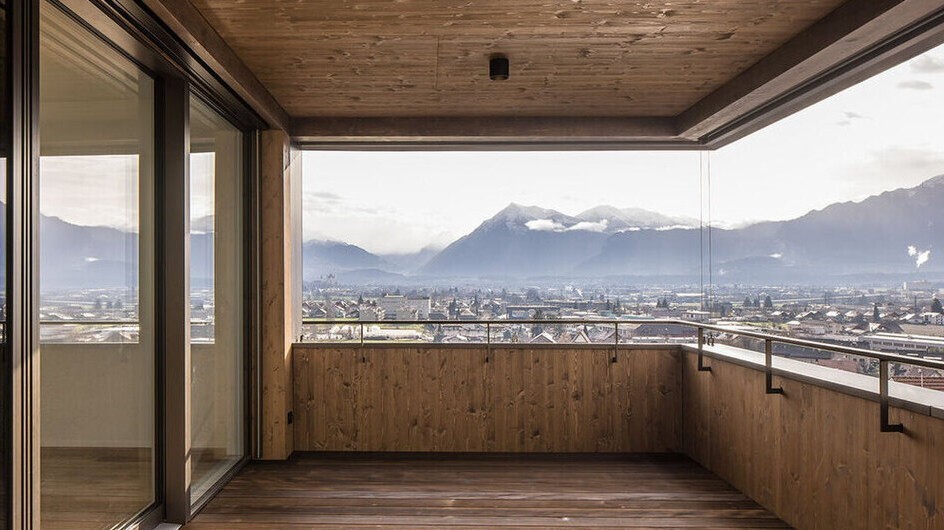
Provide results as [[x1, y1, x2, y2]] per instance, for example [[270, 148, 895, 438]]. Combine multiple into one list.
[[293, 346, 681, 453], [680, 352, 944, 530], [259, 130, 300, 460]]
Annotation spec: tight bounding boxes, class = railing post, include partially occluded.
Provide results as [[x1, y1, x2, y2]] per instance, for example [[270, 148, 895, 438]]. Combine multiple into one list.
[[485, 322, 491, 363], [359, 323, 366, 362], [879, 359, 904, 433], [697, 326, 711, 372], [765, 338, 783, 394], [612, 322, 619, 363]]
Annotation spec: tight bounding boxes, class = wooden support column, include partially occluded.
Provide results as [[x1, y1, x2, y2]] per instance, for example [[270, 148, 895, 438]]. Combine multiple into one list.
[[259, 129, 301, 460]]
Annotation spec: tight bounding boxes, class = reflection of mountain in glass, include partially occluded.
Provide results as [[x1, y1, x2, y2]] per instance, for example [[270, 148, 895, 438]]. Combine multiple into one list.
[[0, 201, 214, 291], [304, 175, 944, 284]]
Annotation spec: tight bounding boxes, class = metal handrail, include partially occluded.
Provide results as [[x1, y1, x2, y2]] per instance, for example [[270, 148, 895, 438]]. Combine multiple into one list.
[[39, 320, 213, 325], [39, 320, 139, 325], [302, 317, 944, 371], [303, 316, 944, 432]]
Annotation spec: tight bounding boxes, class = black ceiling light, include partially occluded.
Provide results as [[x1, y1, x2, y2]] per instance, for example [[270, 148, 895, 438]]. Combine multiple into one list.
[[489, 54, 509, 81]]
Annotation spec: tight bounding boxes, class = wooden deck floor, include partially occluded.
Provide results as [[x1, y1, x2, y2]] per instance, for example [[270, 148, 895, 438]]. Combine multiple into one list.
[[186, 453, 791, 529]]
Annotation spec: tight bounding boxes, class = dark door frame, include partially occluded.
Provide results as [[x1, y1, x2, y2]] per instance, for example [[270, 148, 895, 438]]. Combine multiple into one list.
[[4, 0, 263, 527]]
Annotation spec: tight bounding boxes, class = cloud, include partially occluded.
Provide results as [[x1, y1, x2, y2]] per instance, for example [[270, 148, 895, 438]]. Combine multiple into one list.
[[655, 224, 695, 231], [525, 219, 566, 232], [910, 55, 944, 74], [835, 110, 868, 126], [842, 147, 944, 187], [40, 155, 142, 231], [311, 191, 342, 202], [897, 80, 934, 90], [526, 219, 610, 232], [303, 190, 347, 215], [908, 245, 931, 269], [567, 220, 609, 232]]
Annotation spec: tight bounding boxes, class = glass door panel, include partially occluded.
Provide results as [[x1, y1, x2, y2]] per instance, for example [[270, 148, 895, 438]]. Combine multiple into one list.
[[188, 95, 245, 504], [39, 2, 156, 527]]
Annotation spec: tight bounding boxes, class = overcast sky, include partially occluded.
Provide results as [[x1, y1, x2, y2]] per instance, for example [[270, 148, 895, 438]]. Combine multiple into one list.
[[39, 152, 216, 232], [36, 45, 944, 256]]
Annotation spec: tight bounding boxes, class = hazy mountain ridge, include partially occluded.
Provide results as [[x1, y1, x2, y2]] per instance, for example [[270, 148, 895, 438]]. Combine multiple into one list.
[[23, 175, 943, 287], [303, 202, 696, 280], [576, 205, 699, 231], [423, 175, 944, 281], [303, 239, 396, 278], [0, 202, 214, 290], [581, 175, 944, 280], [379, 246, 442, 272]]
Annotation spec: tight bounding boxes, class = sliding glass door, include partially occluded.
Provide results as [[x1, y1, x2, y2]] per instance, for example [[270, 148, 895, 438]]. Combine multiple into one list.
[[188, 95, 246, 505], [38, 2, 156, 527], [0, 0, 258, 525]]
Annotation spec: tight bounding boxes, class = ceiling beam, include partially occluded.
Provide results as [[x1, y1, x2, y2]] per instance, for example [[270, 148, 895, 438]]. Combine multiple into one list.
[[678, 0, 944, 145], [292, 117, 700, 150], [138, 0, 291, 132]]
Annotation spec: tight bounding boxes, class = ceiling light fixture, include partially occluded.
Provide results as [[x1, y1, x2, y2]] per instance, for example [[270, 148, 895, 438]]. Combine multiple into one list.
[[489, 55, 509, 81]]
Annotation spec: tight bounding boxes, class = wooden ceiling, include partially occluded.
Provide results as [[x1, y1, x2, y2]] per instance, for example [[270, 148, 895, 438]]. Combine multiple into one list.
[[141, 0, 944, 146], [189, 0, 846, 119]]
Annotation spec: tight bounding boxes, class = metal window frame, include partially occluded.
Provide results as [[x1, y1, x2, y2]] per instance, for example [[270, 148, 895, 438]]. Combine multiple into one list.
[[184, 86, 255, 520], [7, 1, 40, 528]]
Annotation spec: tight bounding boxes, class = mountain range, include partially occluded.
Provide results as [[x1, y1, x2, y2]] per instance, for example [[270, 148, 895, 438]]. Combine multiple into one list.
[[306, 175, 944, 284], [0, 202, 215, 291], [11, 174, 943, 289]]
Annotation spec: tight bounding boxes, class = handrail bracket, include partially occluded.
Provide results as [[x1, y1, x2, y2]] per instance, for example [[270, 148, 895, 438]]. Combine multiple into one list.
[[765, 338, 783, 395], [879, 359, 904, 433], [697, 327, 711, 372]]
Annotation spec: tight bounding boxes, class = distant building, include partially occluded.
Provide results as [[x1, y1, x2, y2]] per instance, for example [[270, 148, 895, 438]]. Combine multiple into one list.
[[904, 280, 934, 292], [378, 295, 431, 320], [506, 305, 559, 320], [358, 306, 384, 321], [683, 310, 710, 322], [530, 332, 556, 344], [635, 323, 692, 338], [920, 312, 944, 326], [863, 332, 944, 356]]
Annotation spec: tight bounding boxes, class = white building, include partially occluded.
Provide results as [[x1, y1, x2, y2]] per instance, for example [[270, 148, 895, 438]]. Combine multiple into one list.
[[920, 312, 944, 326], [683, 310, 710, 322], [863, 332, 944, 356], [377, 295, 431, 320]]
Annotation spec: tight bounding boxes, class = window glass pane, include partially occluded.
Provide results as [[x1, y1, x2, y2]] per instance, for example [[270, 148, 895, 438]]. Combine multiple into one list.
[[39, 2, 156, 527], [709, 44, 944, 385], [300, 150, 704, 345], [189, 94, 245, 504]]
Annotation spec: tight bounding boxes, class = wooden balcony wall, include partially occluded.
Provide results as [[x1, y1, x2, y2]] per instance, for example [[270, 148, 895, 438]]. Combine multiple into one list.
[[292, 342, 944, 529], [681, 349, 944, 530], [293, 345, 680, 453]]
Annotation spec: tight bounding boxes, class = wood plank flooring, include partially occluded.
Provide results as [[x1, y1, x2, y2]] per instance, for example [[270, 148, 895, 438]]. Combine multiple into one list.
[[40, 447, 231, 530], [186, 453, 791, 529], [41, 447, 153, 530]]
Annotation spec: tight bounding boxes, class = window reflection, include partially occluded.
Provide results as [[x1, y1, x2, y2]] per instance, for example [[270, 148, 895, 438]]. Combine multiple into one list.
[[39, 2, 156, 527], [189, 95, 245, 504]]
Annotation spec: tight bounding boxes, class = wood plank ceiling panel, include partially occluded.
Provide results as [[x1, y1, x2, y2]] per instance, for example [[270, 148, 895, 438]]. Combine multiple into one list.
[[188, 0, 847, 118]]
